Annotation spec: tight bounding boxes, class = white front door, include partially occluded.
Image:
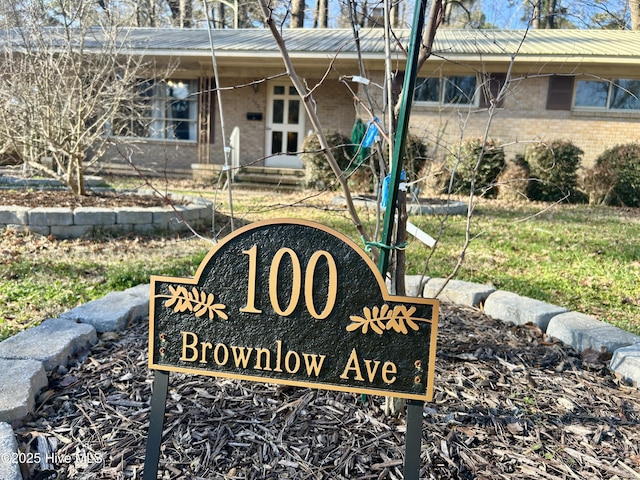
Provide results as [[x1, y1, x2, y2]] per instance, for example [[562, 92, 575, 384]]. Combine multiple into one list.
[[265, 82, 305, 168]]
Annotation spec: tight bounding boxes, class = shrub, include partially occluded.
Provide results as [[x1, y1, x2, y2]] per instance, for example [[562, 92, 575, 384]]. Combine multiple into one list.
[[300, 131, 352, 190], [400, 134, 430, 186], [580, 163, 618, 205], [497, 154, 531, 202], [585, 143, 640, 207], [443, 137, 506, 197], [301, 130, 431, 194], [526, 140, 584, 203], [0, 143, 21, 166], [379, 134, 432, 196]]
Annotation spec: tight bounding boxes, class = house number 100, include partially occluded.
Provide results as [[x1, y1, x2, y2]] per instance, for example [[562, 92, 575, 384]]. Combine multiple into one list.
[[240, 245, 338, 319]]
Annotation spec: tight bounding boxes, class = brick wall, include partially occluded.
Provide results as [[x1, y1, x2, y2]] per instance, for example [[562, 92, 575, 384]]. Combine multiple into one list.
[[366, 74, 640, 168], [99, 70, 640, 176], [99, 76, 356, 176]]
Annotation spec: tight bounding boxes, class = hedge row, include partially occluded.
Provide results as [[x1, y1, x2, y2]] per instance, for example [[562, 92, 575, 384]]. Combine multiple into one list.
[[301, 131, 640, 208]]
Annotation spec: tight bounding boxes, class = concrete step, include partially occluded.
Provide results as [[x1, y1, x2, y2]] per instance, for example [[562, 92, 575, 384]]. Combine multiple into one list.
[[233, 166, 306, 191]]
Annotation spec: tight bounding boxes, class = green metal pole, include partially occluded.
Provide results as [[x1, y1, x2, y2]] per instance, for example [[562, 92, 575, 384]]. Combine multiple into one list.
[[375, 2, 427, 479], [377, 0, 428, 276]]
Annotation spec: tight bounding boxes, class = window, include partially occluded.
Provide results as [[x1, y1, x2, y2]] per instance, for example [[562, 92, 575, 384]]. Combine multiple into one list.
[[112, 79, 198, 141], [414, 75, 478, 106], [574, 79, 640, 111]]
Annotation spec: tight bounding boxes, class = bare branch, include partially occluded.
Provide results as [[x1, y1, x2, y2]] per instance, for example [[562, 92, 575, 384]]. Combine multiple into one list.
[[257, 0, 374, 250]]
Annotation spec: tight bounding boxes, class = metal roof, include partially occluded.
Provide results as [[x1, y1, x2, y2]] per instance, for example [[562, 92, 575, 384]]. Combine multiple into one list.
[[114, 27, 640, 60], [3, 27, 640, 62]]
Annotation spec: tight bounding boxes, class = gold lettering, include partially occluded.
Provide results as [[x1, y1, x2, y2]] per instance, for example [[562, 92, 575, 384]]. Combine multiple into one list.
[[180, 331, 199, 362], [270, 248, 301, 316], [274, 340, 283, 372], [381, 361, 397, 384], [213, 343, 229, 365], [302, 353, 326, 377], [240, 245, 262, 314], [305, 250, 338, 319], [340, 348, 364, 381], [284, 350, 301, 373], [364, 359, 381, 382], [200, 341, 213, 364], [231, 346, 253, 368], [254, 348, 272, 371]]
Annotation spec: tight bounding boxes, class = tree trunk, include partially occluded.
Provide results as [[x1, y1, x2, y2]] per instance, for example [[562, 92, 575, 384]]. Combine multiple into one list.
[[313, 0, 327, 27], [74, 157, 85, 196], [631, 0, 640, 29], [136, 0, 156, 26], [320, 0, 328, 27], [383, 189, 407, 416], [532, 0, 541, 28], [545, 0, 556, 28], [390, 1, 399, 28], [215, 3, 225, 28], [167, 0, 193, 27], [291, 0, 305, 27]]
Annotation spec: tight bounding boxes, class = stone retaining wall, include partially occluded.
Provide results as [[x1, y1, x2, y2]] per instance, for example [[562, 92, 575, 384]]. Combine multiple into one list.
[[0, 190, 213, 238]]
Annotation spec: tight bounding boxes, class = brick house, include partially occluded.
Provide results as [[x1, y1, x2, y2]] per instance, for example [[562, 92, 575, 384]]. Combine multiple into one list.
[[100, 28, 640, 179]]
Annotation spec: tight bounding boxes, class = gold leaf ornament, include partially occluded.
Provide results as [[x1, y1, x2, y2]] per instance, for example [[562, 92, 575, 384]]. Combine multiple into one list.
[[161, 285, 227, 320], [347, 304, 429, 335], [386, 305, 419, 334], [164, 285, 193, 312]]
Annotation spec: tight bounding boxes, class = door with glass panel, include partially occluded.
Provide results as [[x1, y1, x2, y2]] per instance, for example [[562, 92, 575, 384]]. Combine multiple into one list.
[[265, 82, 304, 168]]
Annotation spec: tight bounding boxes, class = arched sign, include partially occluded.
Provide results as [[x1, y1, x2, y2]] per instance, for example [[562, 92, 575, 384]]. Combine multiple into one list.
[[149, 219, 439, 401]]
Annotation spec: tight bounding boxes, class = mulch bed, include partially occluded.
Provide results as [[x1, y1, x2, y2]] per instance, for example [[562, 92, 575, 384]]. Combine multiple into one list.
[[0, 190, 169, 209], [13, 303, 640, 480]]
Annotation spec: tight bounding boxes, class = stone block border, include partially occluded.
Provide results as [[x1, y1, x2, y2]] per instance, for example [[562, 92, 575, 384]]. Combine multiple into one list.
[[1, 277, 639, 479], [0, 189, 213, 239]]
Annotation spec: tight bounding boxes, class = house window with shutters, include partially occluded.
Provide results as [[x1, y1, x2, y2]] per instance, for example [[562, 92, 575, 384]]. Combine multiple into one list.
[[547, 76, 640, 112], [574, 79, 640, 111]]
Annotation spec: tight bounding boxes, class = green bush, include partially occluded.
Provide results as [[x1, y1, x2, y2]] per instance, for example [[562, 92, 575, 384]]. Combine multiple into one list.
[[300, 131, 352, 190], [444, 137, 506, 197], [397, 134, 430, 183], [526, 140, 584, 203], [301, 130, 430, 194], [585, 143, 640, 207]]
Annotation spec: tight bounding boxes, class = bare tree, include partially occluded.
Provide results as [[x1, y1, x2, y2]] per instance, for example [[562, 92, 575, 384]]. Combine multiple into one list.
[[0, 1, 162, 195]]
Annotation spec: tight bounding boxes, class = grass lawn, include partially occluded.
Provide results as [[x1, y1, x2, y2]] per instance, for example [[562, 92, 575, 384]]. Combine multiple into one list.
[[1, 179, 638, 340], [408, 202, 640, 334]]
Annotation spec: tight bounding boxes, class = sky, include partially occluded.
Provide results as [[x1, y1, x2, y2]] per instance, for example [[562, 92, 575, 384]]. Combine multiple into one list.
[[481, 0, 532, 29], [318, 0, 532, 30]]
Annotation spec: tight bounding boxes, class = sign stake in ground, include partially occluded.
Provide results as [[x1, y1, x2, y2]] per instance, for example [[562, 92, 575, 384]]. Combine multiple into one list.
[[143, 219, 439, 479]]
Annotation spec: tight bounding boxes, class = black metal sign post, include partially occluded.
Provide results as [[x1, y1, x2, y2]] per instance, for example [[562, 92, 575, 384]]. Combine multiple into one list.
[[143, 219, 439, 479]]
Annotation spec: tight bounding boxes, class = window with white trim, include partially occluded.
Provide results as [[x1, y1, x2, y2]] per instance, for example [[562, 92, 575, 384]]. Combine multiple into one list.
[[112, 79, 198, 141], [574, 79, 640, 110], [414, 75, 478, 106]]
